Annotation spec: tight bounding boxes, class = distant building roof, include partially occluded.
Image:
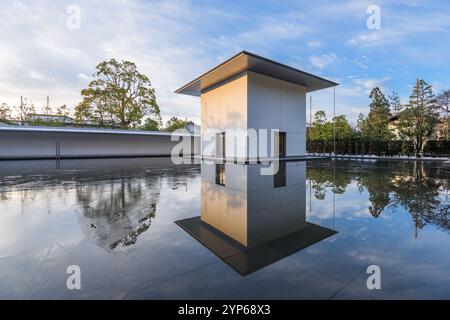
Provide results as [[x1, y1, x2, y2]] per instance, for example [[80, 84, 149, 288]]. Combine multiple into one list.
[[175, 50, 338, 96], [0, 125, 197, 137], [27, 113, 75, 122]]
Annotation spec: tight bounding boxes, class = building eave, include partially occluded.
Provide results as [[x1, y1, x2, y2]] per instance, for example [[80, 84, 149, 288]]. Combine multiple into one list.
[[175, 50, 339, 97]]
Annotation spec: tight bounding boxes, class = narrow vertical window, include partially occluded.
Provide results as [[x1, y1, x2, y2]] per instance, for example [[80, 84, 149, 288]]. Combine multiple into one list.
[[274, 131, 286, 158], [216, 132, 226, 159], [216, 164, 225, 186]]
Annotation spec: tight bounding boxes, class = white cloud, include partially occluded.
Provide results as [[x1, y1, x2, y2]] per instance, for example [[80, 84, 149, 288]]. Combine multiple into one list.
[[354, 77, 390, 93], [0, 1, 322, 124], [356, 61, 368, 69], [347, 11, 450, 47], [241, 22, 311, 43], [309, 53, 337, 70], [0, 0, 226, 123], [307, 40, 323, 48], [337, 77, 390, 98], [1, 0, 449, 126], [78, 73, 89, 81], [28, 70, 45, 80]]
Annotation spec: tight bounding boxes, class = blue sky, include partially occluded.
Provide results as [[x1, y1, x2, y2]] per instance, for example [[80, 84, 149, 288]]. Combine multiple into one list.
[[1, 0, 449, 124]]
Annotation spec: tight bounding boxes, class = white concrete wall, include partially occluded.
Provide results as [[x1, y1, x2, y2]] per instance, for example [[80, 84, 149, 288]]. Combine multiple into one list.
[[200, 71, 307, 158], [247, 71, 307, 156], [200, 73, 248, 157], [0, 130, 200, 159]]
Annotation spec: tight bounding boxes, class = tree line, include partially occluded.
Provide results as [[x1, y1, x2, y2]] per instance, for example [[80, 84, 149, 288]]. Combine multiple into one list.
[[0, 59, 192, 132], [307, 160, 449, 234], [308, 79, 450, 157]]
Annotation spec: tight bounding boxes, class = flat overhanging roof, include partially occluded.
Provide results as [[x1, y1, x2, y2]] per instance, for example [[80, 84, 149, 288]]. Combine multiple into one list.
[[175, 50, 339, 96]]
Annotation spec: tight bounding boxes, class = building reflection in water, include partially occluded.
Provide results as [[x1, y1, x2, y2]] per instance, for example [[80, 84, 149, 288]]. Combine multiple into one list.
[[177, 161, 337, 276]]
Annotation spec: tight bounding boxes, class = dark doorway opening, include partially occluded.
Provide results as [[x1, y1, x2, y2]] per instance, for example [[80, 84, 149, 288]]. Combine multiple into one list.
[[275, 132, 286, 158]]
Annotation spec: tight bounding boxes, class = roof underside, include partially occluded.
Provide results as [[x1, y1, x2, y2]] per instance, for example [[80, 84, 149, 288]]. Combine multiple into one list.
[[175, 51, 338, 96]]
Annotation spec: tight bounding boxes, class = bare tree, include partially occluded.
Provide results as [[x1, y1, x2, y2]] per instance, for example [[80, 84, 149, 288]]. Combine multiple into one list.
[[15, 98, 36, 122], [436, 90, 450, 140], [437, 90, 450, 116]]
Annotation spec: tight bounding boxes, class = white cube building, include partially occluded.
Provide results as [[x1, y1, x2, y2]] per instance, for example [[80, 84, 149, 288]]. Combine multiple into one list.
[[176, 51, 338, 160]]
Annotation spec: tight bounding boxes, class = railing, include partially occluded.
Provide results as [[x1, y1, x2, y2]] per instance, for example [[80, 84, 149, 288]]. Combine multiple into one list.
[[307, 140, 450, 158]]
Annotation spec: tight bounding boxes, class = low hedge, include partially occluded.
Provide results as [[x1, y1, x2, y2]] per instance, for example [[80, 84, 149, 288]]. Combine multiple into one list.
[[307, 140, 450, 157]]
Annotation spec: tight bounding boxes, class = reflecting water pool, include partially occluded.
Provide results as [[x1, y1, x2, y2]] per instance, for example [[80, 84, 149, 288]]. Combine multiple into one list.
[[0, 158, 449, 299]]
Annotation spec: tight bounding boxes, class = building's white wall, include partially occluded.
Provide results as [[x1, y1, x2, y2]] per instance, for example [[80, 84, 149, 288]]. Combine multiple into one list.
[[200, 71, 307, 158], [247, 71, 307, 156], [200, 73, 248, 157], [0, 131, 200, 159]]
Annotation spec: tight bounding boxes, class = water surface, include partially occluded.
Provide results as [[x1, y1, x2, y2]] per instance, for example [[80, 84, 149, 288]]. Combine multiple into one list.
[[0, 158, 448, 299]]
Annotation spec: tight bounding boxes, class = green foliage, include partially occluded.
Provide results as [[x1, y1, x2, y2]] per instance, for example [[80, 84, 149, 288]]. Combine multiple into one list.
[[74, 99, 93, 124], [141, 117, 161, 131], [75, 59, 160, 129], [362, 87, 393, 141], [0, 103, 12, 121], [164, 116, 187, 132], [397, 79, 439, 157], [29, 119, 66, 127], [333, 115, 352, 140], [308, 111, 352, 141], [308, 111, 329, 140], [56, 105, 70, 117], [352, 113, 367, 141]]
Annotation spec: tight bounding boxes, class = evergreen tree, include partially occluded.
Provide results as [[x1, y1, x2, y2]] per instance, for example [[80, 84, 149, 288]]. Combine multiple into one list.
[[355, 113, 367, 141], [363, 87, 393, 141], [388, 91, 402, 115], [397, 79, 439, 157]]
